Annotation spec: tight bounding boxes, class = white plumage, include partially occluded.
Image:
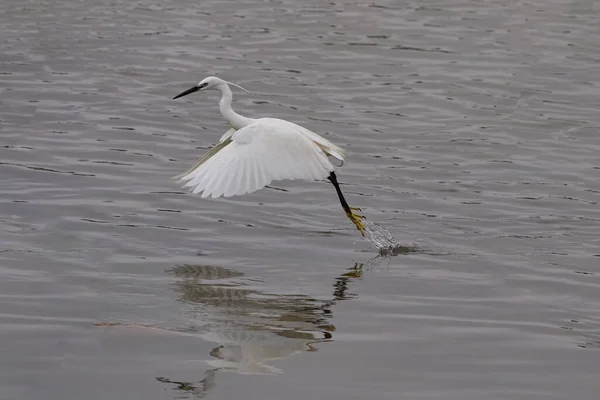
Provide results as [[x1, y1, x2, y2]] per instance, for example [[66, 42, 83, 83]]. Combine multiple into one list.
[[181, 119, 338, 198], [172, 76, 366, 235], [173, 77, 344, 199]]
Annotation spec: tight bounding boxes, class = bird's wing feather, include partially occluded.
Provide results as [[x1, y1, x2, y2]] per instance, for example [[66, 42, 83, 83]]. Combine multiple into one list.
[[172, 137, 233, 180], [177, 121, 335, 198], [264, 118, 345, 162], [219, 127, 236, 143], [171, 128, 236, 181]]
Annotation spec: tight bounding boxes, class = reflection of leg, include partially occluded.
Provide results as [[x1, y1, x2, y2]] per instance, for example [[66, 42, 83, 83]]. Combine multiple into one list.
[[327, 172, 366, 236], [333, 263, 364, 300]]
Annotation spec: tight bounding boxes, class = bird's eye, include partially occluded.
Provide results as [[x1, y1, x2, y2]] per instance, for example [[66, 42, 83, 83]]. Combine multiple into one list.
[[198, 82, 209, 89]]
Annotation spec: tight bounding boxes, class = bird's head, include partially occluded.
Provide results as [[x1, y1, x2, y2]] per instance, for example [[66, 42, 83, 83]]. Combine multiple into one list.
[[173, 76, 249, 100]]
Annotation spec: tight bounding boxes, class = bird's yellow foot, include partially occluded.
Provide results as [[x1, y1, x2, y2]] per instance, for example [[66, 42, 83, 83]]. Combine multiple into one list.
[[345, 209, 366, 236]]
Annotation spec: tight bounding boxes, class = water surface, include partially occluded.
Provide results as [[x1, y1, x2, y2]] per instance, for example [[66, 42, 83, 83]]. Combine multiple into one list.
[[1, 0, 600, 399]]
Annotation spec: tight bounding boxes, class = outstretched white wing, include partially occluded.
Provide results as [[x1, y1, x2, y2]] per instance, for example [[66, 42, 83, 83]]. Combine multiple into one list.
[[177, 120, 335, 198]]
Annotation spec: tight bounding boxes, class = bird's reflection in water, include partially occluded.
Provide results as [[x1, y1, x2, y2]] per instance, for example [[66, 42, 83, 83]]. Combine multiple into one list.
[[157, 262, 365, 398]]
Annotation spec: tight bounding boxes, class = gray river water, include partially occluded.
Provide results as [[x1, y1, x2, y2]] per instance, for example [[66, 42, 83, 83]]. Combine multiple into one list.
[[1, 0, 600, 399]]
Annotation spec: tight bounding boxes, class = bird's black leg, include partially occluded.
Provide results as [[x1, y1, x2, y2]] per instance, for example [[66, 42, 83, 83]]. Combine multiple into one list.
[[328, 171, 351, 212], [327, 171, 366, 236]]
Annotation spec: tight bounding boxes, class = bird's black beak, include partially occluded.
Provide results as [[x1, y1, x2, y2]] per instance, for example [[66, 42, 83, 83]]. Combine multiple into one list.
[[173, 85, 199, 100]]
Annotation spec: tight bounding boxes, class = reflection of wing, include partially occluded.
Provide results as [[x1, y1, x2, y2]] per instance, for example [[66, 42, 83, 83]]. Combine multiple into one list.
[[178, 120, 335, 198], [203, 330, 312, 374], [170, 264, 244, 280], [167, 264, 336, 375]]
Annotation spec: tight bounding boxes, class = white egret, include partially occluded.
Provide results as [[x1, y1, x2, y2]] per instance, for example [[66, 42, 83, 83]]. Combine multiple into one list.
[[172, 76, 366, 236]]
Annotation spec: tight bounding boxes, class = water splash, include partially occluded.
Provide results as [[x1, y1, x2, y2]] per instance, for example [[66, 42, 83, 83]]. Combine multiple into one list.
[[363, 221, 416, 256]]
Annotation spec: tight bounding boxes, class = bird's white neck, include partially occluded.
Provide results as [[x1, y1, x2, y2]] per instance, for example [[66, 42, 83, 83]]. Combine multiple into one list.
[[217, 83, 253, 130]]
